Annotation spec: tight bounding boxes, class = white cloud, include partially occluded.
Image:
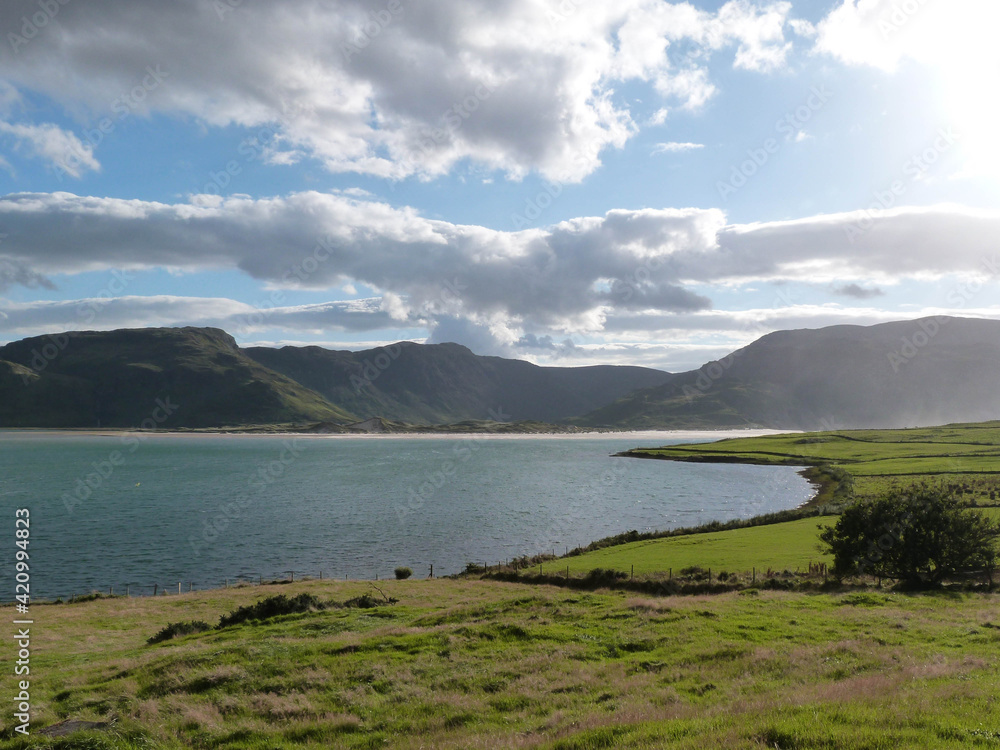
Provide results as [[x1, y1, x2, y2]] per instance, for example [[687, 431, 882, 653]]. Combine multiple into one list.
[[652, 141, 704, 154], [815, 1, 1000, 183], [0, 0, 800, 182], [0, 120, 100, 178], [2, 194, 1000, 336], [5, 186, 1000, 365]]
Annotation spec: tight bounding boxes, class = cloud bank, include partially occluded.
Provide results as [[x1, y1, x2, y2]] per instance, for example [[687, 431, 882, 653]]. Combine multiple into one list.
[[0, 0, 805, 181]]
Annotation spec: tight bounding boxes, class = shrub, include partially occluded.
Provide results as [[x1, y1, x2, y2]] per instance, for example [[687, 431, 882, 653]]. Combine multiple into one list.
[[148, 620, 211, 644], [584, 567, 628, 584], [394, 566, 413, 580], [218, 593, 325, 628], [820, 485, 1000, 587], [343, 593, 398, 608]]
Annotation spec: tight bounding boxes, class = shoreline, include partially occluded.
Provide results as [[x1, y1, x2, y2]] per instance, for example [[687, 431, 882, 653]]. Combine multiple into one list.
[[0, 427, 794, 441]]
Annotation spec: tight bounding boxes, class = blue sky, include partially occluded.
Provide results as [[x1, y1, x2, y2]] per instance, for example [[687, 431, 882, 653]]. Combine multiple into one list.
[[1, 0, 998, 371]]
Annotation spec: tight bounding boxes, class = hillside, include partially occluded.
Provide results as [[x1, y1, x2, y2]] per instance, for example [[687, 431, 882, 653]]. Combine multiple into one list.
[[0, 328, 670, 428], [0, 327, 354, 428], [577, 316, 1000, 430], [245, 341, 672, 423], [5, 579, 997, 749]]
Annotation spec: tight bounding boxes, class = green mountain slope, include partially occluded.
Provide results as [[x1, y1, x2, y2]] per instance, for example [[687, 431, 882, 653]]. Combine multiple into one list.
[[0, 327, 354, 427], [244, 341, 673, 423], [576, 317, 1000, 430]]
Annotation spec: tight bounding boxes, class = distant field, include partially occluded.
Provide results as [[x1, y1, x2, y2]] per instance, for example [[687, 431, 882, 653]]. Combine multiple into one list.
[[627, 420, 1000, 503], [3, 579, 1000, 749], [557, 422, 1000, 577], [561, 517, 834, 576]]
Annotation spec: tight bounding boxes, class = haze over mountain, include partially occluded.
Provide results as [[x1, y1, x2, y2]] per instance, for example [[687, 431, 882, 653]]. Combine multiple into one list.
[[576, 317, 1000, 430]]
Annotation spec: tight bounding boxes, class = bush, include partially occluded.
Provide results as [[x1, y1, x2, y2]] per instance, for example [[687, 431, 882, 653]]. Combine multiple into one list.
[[343, 592, 397, 608], [820, 485, 1000, 587], [394, 566, 413, 580], [148, 620, 211, 644], [218, 593, 325, 628], [584, 568, 628, 584]]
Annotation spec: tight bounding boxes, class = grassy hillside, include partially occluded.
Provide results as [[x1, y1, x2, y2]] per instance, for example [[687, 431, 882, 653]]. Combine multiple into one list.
[[0, 328, 355, 428], [4, 579, 1000, 749], [626, 422, 1000, 505], [245, 341, 672, 424], [560, 517, 836, 576], [575, 317, 1000, 430], [547, 421, 1000, 582], [623, 420, 1000, 502]]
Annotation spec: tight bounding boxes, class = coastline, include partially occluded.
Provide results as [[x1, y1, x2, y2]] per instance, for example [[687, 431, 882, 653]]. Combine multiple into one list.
[[0, 427, 794, 441]]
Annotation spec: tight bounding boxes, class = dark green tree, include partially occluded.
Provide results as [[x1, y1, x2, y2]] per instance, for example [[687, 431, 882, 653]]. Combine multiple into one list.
[[820, 485, 999, 587]]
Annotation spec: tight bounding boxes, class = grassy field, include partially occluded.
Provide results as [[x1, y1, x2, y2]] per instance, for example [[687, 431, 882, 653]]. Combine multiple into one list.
[[554, 422, 1000, 578], [625, 420, 1000, 503], [560, 517, 835, 577], [3, 579, 1000, 749]]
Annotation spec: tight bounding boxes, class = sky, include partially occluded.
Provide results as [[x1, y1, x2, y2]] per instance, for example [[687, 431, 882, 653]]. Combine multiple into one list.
[[1, 0, 999, 372]]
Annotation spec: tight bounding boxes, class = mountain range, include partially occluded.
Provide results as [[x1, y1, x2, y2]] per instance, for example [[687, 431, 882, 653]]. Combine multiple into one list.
[[2, 316, 999, 430]]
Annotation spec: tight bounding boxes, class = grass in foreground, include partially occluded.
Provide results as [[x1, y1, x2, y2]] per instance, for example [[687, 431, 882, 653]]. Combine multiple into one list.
[[3, 579, 1000, 749]]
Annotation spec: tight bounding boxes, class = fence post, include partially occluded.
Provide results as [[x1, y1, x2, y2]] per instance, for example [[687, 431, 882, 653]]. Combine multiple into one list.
[[752, 567, 756, 584], [630, 564, 634, 580], [126, 585, 130, 598], [178, 582, 181, 595], [153, 584, 158, 596], [430, 564, 434, 579]]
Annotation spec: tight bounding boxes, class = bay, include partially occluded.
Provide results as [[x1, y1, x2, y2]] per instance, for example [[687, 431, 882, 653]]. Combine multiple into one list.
[[0, 431, 814, 598]]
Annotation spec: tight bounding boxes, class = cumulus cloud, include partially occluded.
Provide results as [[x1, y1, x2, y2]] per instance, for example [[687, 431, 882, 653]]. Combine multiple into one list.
[[833, 283, 884, 299], [0, 191, 723, 333], [814, 0, 992, 72], [2, 193, 1000, 337], [0, 295, 403, 339], [0, 121, 100, 178], [652, 141, 704, 154], [0, 0, 800, 181]]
